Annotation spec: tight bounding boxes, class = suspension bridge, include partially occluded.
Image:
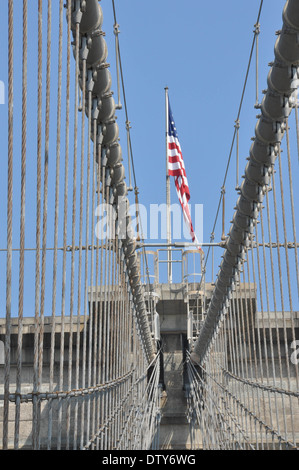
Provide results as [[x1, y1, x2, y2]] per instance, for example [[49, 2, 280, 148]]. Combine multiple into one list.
[[0, 0, 299, 451]]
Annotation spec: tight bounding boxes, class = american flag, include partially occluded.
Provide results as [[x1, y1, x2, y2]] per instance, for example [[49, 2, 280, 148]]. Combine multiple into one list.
[[167, 97, 202, 251]]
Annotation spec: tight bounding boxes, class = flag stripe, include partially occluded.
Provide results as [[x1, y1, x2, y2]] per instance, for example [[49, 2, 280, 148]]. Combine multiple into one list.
[[167, 96, 202, 251]]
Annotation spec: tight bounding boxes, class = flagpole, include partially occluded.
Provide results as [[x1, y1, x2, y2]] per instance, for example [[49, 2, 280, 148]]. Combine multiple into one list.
[[165, 86, 172, 283]]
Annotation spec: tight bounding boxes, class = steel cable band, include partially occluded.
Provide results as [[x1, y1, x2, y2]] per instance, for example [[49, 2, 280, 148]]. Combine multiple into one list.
[[220, 367, 299, 399], [191, 0, 299, 365], [84, 354, 160, 450], [187, 354, 298, 449], [68, 0, 155, 363], [0, 369, 135, 403]]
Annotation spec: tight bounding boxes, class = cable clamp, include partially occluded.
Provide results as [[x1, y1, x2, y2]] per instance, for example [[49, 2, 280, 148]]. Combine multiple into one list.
[[114, 22, 120, 36], [80, 36, 89, 61], [254, 22, 260, 35], [85, 69, 94, 94], [73, 0, 83, 24]]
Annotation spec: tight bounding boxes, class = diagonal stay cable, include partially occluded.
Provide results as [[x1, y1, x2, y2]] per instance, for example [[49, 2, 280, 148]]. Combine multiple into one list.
[[201, 0, 264, 283], [111, 0, 151, 286], [192, 0, 299, 365]]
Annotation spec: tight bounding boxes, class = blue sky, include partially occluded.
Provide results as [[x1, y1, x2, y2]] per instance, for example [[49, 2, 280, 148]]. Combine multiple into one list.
[[101, 0, 286, 243], [0, 0, 294, 315], [0, 0, 287, 241], [101, 0, 288, 282]]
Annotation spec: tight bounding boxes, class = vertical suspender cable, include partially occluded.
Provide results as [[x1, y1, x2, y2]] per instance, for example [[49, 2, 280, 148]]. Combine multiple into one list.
[[15, 0, 27, 450], [191, 0, 299, 365], [49, 0, 63, 450], [3, 0, 14, 451], [201, 0, 264, 280], [33, 0, 43, 449], [254, 22, 260, 108]]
